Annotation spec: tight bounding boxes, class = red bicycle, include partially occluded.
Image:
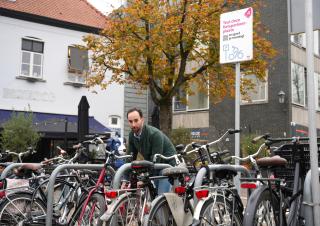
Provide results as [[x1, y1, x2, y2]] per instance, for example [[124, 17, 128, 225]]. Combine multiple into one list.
[[69, 137, 132, 226]]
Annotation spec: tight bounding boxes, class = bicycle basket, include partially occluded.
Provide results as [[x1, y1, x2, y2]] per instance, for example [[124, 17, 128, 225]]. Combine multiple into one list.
[[273, 143, 320, 189]]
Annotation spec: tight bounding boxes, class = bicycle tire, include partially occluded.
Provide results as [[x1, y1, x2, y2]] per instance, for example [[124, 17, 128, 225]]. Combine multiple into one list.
[[198, 194, 242, 226], [243, 186, 281, 226], [146, 195, 177, 226], [69, 192, 106, 226], [103, 192, 142, 226], [0, 191, 46, 225]]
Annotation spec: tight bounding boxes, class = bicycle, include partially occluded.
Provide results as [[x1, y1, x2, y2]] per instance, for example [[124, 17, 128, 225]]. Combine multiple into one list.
[[69, 137, 132, 226], [242, 136, 317, 226], [146, 129, 242, 226]]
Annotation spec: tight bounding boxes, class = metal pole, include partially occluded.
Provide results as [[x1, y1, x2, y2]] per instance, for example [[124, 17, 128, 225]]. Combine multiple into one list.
[[305, 0, 320, 224], [0, 163, 41, 179], [302, 168, 320, 226], [291, 121, 296, 136], [64, 117, 68, 150], [112, 163, 173, 189], [235, 62, 241, 191], [193, 164, 251, 206]]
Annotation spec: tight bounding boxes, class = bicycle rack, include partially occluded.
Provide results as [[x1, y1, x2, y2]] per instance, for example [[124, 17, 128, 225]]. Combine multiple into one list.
[[112, 163, 173, 189], [193, 164, 252, 206], [0, 163, 42, 179], [45, 164, 103, 226], [302, 168, 320, 226]]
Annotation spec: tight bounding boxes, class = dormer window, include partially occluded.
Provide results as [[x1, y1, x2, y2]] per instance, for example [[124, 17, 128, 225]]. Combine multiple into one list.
[[20, 38, 44, 79]]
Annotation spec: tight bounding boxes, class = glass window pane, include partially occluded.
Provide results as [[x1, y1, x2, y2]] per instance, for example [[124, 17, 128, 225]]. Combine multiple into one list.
[[69, 46, 89, 72], [33, 54, 42, 65], [173, 88, 187, 111], [111, 117, 118, 125], [317, 73, 320, 109], [32, 41, 44, 53], [33, 65, 41, 77], [22, 52, 31, 64], [21, 64, 30, 76], [242, 74, 267, 102], [77, 75, 85, 83], [22, 39, 32, 51], [291, 62, 305, 105], [188, 82, 208, 110]]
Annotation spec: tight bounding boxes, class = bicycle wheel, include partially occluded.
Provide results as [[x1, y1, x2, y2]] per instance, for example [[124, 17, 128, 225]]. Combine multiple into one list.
[[0, 192, 46, 225], [146, 195, 177, 226], [105, 192, 143, 226], [243, 186, 281, 226], [69, 192, 106, 226], [198, 194, 242, 226]]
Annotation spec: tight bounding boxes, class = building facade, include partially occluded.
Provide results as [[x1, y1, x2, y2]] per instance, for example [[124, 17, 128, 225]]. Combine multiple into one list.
[[0, 0, 124, 158], [209, 1, 320, 151]]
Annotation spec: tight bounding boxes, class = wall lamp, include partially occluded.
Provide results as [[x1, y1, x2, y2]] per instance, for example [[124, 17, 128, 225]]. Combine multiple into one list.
[[278, 90, 285, 104]]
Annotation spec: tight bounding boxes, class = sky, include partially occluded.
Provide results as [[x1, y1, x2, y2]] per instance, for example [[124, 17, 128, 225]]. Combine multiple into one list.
[[87, 0, 123, 15]]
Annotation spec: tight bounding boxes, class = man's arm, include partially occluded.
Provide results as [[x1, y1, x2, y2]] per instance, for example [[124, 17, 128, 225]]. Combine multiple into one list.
[[127, 135, 138, 160], [150, 132, 164, 162]]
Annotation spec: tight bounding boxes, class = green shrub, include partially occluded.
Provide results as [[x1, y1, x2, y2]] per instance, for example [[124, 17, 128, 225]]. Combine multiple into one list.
[[1, 112, 40, 153], [240, 133, 269, 158], [169, 127, 191, 146]]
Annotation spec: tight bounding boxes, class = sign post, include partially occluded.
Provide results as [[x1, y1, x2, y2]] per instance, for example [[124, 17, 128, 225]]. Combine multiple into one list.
[[220, 7, 253, 191], [305, 0, 320, 224]]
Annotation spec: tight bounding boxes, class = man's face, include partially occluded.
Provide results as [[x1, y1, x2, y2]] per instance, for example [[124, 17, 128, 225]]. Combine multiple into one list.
[[128, 111, 144, 134]]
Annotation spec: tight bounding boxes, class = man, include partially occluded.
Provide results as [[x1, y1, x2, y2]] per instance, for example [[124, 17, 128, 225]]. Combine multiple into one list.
[[126, 107, 176, 193], [127, 108, 176, 163]]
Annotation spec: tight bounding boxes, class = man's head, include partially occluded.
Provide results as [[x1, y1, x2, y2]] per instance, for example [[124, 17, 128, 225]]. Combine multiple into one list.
[[127, 108, 144, 134]]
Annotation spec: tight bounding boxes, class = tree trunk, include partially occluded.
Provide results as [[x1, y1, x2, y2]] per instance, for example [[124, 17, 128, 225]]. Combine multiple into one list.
[[159, 100, 173, 136]]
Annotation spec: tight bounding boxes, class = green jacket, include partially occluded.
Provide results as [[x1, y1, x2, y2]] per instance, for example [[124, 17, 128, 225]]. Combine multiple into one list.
[[128, 124, 176, 164]]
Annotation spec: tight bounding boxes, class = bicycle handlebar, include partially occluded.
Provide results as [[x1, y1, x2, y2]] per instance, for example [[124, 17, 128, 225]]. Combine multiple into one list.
[[184, 129, 240, 155], [105, 150, 132, 160]]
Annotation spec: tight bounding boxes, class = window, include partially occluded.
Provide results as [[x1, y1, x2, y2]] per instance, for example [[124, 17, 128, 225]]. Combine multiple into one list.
[[316, 72, 320, 109], [108, 115, 121, 127], [111, 117, 118, 125], [241, 74, 268, 104], [173, 88, 187, 111], [291, 62, 306, 106], [20, 38, 44, 78], [173, 82, 209, 112], [68, 46, 89, 74], [291, 34, 305, 47]]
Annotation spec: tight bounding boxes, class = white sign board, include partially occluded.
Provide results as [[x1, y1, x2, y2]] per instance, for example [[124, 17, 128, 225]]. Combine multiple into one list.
[[220, 7, 253, 64]]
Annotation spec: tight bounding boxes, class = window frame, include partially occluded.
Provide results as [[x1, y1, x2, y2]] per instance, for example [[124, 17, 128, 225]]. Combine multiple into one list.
[[240, 73, 268, 105], [316, 72, 320, 110], [173, 83, 209, 112], [67, 45, 89, 74], [291, 62, 306, 107], [108, 115, 121, 127], [20, 37, 44, 79]]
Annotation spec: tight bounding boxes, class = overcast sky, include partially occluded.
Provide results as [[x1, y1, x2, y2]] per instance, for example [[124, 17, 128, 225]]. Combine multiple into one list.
[[87, 0, 123, 15]]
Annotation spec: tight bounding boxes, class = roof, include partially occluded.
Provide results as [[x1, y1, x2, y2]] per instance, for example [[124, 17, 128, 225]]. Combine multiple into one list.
[[0, 0, 107, 32], [0, 109, 111, 135]]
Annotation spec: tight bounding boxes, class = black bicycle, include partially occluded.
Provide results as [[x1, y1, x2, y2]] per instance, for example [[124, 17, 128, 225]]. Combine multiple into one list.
[[242, 136, 319, 226]]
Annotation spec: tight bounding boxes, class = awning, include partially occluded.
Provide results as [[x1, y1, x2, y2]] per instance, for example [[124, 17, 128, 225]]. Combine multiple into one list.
[[0, 109, 111, 135]]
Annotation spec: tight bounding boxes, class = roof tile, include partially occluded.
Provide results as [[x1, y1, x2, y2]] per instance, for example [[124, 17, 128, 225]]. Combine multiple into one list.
[[0, 0, 107, 29]]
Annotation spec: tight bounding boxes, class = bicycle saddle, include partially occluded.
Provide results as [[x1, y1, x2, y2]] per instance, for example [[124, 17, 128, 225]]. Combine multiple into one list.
[[256, 155, 287, 167], [131, 160, 154, 170]]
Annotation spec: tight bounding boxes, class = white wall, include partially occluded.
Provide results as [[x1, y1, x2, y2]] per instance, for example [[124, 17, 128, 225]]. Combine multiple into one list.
[[0, 16, 124, 134]]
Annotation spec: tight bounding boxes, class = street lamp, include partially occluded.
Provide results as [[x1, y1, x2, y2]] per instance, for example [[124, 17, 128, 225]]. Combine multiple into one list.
[[278, 90, 285, 104]]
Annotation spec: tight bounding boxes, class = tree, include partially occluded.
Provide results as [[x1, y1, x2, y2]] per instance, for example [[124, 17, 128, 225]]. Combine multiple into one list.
[[1, 112, 40, 153], [84, 0, 276, 135]]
